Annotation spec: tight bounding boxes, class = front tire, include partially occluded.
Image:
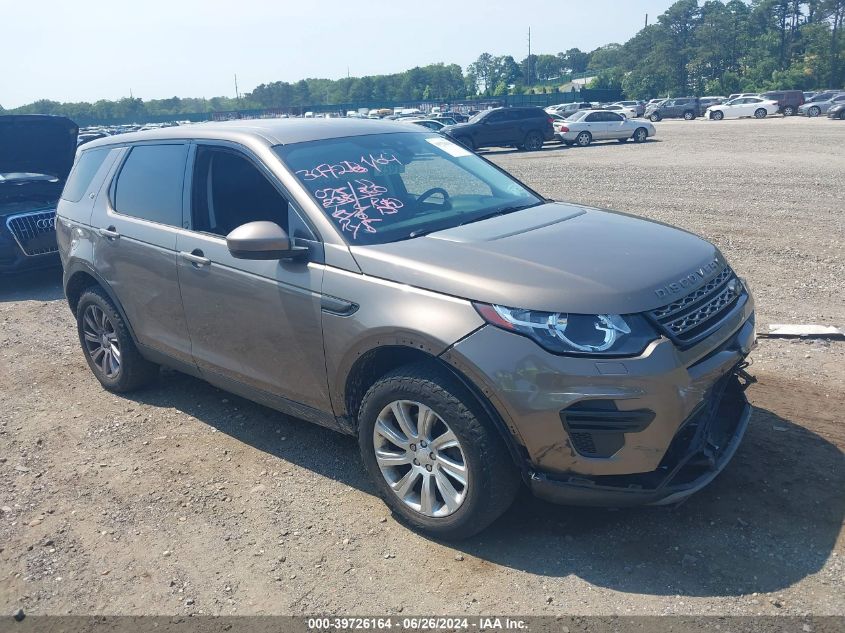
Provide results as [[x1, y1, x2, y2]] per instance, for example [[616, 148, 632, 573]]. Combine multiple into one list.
[[711, 110, 724, 121], [754, 108, 767, 119], [649, 113, 661, 122], [455, 136, 474, 150], [76, 287, 158, 392], [683, 110, 696, 120], [633, 127, 648, 142], [808, 106, 821, 117], [783, 105, 796, 116], [357, 364, 520, 539], [839, 110, 845, 120]]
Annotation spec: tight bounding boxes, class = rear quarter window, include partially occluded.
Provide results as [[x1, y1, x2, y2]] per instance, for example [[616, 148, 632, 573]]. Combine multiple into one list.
[[61, 148, 111, 203], [112, 144, 188, 226]]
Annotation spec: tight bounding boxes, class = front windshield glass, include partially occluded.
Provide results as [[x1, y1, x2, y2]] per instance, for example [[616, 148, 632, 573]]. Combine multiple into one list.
[[275, 132, 542, 245]]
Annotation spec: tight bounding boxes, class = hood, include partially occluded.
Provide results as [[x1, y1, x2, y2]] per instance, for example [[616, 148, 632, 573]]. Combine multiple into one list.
[[349, 202, 724, 315], [0, 115, 79, 180]]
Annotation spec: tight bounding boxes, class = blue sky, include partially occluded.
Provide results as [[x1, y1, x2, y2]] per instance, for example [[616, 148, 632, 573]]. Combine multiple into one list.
[[1, 0, 675, 107]]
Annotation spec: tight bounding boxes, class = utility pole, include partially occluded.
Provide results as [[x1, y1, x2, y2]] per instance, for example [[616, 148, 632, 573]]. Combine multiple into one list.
[[645, 13, 648, 28], [234, 73, 241, 108], [526, 27, 532, 86]]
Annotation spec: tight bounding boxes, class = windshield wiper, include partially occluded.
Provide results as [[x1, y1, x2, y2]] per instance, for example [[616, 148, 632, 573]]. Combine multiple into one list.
[[402, 200, 545, 241], [456, 200, 545, 228]]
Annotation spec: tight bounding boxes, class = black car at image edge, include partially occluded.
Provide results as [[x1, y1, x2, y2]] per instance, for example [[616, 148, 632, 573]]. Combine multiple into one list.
[[0, 115, 78, 274]]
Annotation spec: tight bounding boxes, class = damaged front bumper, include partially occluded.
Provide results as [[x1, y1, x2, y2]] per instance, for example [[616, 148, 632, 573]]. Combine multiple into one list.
[[528, 370, 752, 506], [443, 287, 756, 507]]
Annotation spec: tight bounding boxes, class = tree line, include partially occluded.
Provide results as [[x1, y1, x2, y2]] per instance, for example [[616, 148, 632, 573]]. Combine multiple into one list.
[[2, 0, 843, 121], [588, 0, 845, 98]]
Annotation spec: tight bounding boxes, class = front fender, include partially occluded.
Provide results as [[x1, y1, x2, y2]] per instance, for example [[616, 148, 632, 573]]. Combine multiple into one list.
[[320, 266, 484, 417]]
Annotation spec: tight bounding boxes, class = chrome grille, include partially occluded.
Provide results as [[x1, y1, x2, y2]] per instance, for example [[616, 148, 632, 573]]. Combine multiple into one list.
[[649, 266, 743, 344], [5, 209, 58, 256]]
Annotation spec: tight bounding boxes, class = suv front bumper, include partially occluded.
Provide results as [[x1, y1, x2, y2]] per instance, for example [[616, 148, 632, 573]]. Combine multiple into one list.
[[442, 292, 755, 506], [0, 223, 59, 275], [528, 371, 751, 506]]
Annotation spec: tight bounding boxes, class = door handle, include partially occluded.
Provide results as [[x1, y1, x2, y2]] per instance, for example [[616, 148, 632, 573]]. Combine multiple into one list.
[[98, 226, 119, 240], [179, 250, 211, 267]]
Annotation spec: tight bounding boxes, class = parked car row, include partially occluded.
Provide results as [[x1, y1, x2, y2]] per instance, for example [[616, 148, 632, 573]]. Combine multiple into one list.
[[644, 89, 845, 121]]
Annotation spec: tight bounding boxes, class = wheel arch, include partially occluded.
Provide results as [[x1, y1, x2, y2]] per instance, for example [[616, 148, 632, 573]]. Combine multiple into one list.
[[64, 260, 140, 346], [343, 344, 528, 474]]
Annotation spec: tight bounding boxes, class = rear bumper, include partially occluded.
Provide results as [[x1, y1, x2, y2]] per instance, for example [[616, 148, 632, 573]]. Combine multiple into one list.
[[528, 373, 751, 506]]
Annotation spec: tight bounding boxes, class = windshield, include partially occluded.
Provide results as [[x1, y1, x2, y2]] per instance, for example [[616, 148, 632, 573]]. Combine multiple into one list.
[[276, 132, 542, 245]]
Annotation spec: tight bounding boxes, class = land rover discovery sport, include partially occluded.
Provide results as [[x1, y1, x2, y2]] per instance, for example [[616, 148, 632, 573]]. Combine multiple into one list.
[[57, 119, 756, 539]]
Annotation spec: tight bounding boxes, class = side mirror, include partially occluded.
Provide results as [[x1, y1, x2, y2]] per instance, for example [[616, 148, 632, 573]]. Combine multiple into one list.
[[226, 221, 308, 261]]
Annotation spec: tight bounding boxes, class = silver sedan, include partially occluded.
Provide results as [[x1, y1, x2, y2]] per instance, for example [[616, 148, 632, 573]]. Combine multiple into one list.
[[555, 110, 656, 147]]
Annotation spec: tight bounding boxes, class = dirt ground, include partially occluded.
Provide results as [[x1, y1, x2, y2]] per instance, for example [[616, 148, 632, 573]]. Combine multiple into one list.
[[0, 116, 843, 618]]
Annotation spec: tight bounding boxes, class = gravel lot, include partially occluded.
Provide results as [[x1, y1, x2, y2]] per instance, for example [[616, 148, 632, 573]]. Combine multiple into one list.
[[0, 117, 843, 619]]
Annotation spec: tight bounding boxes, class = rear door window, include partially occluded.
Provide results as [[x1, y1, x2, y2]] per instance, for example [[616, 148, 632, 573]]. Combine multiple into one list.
[[112, 144, 188, 226], [62, 148, 111, 202]]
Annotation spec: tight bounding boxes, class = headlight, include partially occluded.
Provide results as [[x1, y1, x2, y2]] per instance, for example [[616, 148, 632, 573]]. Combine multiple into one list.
[[473, 303, 658, 356]]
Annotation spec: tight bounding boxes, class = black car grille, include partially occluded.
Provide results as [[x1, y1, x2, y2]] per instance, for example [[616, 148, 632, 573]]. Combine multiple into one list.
[[649, 266, 743, 346], [5, 210, 58, 256]]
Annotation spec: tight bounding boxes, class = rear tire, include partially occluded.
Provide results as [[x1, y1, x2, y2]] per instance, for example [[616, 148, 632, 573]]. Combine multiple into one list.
[[754, 108, 767, 119], [683, 110, 695, 120], [839, 110, 845, 120], [76, 287, 158, 392], [522, 131, 544, 151], [575, 131, 592, 147], [357, 363, 520, 540], [782, 105, 796, 116]]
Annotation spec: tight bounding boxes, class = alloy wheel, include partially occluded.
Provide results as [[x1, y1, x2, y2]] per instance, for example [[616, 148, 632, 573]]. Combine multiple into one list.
[[809, 106, 821, 117], [373, 400, 468, 518], [576, 132, 592, 146], [82, 304, 121, 378], [524, 132, 543, 151]]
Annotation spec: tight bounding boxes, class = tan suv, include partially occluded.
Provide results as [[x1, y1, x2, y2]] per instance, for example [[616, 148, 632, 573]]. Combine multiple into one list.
[[56, 119, 756, 539]]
